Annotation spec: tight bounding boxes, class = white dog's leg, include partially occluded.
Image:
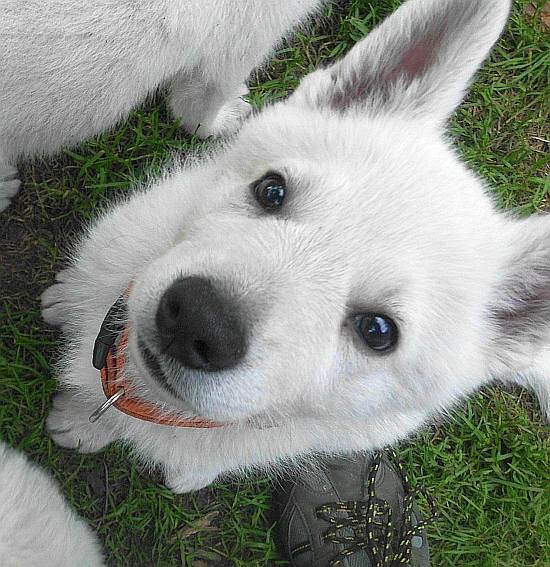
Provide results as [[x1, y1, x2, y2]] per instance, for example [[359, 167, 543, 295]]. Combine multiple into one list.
[[164, 463, 222, 494], [169, 69, 250, 138], [41, 268, 84, 331], [140, 414, 424, 495], [47, 391, 120, 453], [0, 154, 20, 212]]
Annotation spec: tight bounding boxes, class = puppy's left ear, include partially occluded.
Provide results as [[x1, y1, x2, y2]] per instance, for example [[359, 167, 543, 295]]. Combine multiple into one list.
[[490, 216, 550, 420], [292, 0, 511, 125], [490, 216, 550, 362]]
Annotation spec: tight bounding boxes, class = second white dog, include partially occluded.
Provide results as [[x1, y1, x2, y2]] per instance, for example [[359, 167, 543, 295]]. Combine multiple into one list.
[[0, 441, 104, 567], [42, 0, 550, 493], [0, 0, 322, 211]]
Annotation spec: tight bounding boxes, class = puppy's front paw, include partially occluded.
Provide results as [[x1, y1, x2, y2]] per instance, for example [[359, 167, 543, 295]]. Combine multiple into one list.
[[0, 165, 21, 212], [41, 269, 78, 328], [47, 391, 117, 453], [164, 467, 219, 493]]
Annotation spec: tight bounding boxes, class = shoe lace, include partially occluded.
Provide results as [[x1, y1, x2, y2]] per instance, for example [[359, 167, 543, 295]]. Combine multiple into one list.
[[315, 450, 438, 567]]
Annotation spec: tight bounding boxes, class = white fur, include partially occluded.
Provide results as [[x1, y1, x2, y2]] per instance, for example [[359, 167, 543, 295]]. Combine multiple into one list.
[[0, 0, 322, 211], [42, 0, 550, 494], [0, 441, 104, 567]]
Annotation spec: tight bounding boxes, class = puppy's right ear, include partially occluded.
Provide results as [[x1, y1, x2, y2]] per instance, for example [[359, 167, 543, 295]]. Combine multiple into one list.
[[292, 0, 511, 126]]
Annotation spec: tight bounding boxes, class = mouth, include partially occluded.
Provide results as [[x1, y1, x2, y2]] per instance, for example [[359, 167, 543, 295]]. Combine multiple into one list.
[[137, 338, 188, 403]]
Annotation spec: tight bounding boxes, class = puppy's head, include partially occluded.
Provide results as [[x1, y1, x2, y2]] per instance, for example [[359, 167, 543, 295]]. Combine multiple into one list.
[[123, 0, 548, 428]]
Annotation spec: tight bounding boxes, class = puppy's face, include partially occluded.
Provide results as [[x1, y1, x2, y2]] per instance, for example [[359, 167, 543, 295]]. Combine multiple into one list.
[[127, 109, 497, 423], [124, 0, 549, 426]]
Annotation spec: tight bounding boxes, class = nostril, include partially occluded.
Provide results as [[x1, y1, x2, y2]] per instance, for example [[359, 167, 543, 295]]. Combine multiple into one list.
[[166, 297, 181, 322], [157, 290, 184, 334], [192, 339, 209, 363]]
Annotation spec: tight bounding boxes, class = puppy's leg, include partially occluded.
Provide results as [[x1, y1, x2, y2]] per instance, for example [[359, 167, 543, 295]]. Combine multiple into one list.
[[41, 268, 82, 331], [154, 414, 419, 494], [164, 464, 221, 494], [0, 153, 20, 212], [169, 68, 250, 138], [47, 390, 120, 453], [133, 432, 228, 493]]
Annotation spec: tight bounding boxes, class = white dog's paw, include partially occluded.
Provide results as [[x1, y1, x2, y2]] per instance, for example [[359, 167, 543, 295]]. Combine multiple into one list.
[[47, 391, 118, 453], [164, 466, 220, 493], [174, 83, 251, 139], [0, 164, 21, 212], [41, 269, 78, 328], [198, 93, 251, 138]]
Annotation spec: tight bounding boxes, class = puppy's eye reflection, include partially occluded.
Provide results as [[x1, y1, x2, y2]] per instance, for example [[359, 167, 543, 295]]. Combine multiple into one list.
[[353, 313, 398, 351], [252, 173, 286, 210]]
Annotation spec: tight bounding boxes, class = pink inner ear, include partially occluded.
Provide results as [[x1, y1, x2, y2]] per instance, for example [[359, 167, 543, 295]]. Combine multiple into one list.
[[385, 28, 446, 85], [328, 23, 447, 110]]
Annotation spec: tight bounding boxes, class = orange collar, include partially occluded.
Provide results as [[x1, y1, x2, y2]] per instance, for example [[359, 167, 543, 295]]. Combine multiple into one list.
[[90, 294, 223, 428]]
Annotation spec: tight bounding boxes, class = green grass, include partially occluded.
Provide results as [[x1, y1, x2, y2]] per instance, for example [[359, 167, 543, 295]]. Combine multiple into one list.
[[1, 1, 549, 566]]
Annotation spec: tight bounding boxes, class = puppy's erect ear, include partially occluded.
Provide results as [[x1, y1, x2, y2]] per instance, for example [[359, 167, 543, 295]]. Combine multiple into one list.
[[292, 0, 511, 124], [490, 216, 550, 362], [490, 216, 550, 420]]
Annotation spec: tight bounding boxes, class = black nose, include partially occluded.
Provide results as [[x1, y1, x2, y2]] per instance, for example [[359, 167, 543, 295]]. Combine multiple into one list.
[[155, 277, 246, 371]]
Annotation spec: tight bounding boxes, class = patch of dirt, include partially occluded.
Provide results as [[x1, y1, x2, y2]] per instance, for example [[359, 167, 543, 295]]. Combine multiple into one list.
[[0, 161, 82, 311]]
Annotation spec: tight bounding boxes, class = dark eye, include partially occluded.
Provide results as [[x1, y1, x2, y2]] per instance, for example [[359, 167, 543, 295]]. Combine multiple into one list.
[[353, 313, 398, 352], [252, 173, 286, 210]]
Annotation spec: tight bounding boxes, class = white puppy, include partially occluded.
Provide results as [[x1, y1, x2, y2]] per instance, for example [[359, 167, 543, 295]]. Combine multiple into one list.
[[0, 0, 322, 211], [42, 0, 550, 494], [0, 441, 104, 567]]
